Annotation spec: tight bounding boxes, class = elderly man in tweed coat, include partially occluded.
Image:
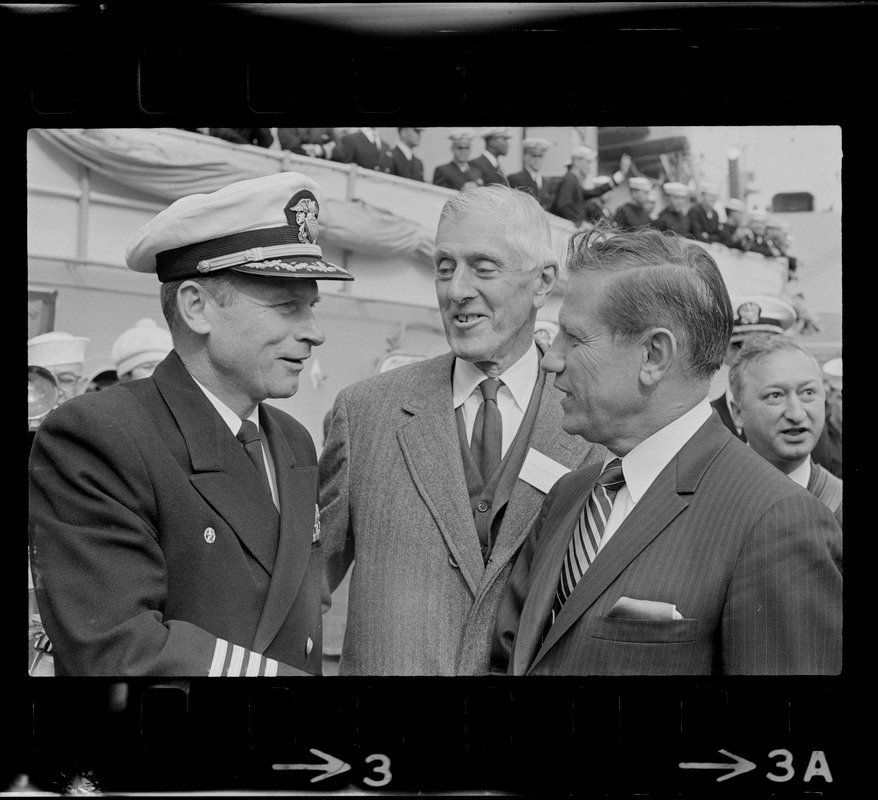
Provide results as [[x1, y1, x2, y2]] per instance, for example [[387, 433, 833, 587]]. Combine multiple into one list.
[[319, 185, 604, 675]]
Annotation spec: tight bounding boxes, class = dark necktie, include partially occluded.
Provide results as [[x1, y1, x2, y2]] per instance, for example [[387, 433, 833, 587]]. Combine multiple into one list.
[[552, 458, 626, 619], [470, 378, 503, 483], [236, 420, 271, 492]]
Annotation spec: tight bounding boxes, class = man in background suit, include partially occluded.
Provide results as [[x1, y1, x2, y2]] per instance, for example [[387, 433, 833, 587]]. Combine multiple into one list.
[[468, 127, 512, 185], [320, 185, 603, 675], [551, 146, 631, 227], [729, 335, 842, 527], [491, 225, 841, 675], [508, 137, 553, 210], [332, 126, 392, 170], [710, 295, 798, 441], [379, 127, 425, 181], [433, 129, 484, 191], [29, 172, 353, 676]]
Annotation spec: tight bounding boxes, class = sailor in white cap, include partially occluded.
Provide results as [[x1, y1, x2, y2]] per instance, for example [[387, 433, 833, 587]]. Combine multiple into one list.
[[29, 171, 352, 677], [740, 208, 782, 257], [432, 129, 484, 191], [110, 318, 173, 381], [710, 295, 798, 440], [689, 180, 723, 244], [720, 197, 748, 248], [508, 137, 553, 209], [653, 182, 694, 236], [27, 331, 90, 407], [812, 357, 843, 479], [468, 126, 513, 185], [612, 175, 655, 230], [550, 145, 632, 226]]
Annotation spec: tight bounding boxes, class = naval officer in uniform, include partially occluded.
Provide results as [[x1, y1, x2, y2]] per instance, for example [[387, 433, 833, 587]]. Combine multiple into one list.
[[28, 172, 353, 676]]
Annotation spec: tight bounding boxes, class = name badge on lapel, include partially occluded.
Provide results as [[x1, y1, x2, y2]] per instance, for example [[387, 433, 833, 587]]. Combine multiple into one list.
[[519, 448, 571, 494], [312, 504, 321, 544]]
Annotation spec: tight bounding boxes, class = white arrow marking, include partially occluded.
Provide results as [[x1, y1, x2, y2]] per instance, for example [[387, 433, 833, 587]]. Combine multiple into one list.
[[272, 748, 352, 783], [679, 749, 757, 782]]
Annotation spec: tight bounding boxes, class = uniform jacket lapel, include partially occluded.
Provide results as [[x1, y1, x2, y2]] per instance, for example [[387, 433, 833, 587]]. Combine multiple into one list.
[[526, 414, 728, 673], [252, 406, 317, 653], [153, 353, 280, 575], [396, 353, 485, 595]]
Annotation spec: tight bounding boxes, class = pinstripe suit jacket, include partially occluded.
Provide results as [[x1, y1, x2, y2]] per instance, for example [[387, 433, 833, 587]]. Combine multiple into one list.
[[318, 352, 604, 675], [492, 412, 843, 675]]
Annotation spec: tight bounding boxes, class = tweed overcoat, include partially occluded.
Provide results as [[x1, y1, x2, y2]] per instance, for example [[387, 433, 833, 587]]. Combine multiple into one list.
[[29, 351, 323, 677], [492, 413, 843, 676], [318, 352, 603, 675]]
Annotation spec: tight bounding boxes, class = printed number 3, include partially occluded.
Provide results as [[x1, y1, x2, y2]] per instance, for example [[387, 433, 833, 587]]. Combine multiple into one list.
[[363, 753, 392, 787]]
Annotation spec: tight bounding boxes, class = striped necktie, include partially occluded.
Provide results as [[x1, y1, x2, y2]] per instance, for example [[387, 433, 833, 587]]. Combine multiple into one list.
[[470, 378, 503, 483], [552, 458, 626, 619]]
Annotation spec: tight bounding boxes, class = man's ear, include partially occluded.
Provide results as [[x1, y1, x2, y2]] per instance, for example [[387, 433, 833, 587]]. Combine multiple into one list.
[[639, 327, 676, 386], [176, 280, 213, 335], [532, 261, 559, 310], [729, 396, 744, 430]]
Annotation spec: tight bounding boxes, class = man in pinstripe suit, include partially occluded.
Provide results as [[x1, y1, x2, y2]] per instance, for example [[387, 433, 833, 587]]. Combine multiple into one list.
[[491, 225, 842, 676]]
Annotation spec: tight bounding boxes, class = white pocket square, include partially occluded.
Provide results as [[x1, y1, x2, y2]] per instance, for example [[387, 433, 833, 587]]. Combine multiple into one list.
[[607, 596, 684, 621]]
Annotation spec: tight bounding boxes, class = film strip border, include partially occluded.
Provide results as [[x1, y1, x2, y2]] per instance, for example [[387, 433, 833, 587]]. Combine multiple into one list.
[[14, 679, 842, 795]]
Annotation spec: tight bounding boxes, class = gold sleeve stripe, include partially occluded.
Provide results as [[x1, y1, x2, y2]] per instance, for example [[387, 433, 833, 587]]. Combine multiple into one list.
[[208, 638, 229, 677], [264, 658, 278, 677], [228, 644, 246, 677], [246, 651, 262, 677]]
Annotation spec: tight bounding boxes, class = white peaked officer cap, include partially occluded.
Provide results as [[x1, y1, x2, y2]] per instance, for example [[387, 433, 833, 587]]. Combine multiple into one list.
[[449, 129, 475, 144], [822, 357, 842, 390], [662, 182, 689, 198], [724, 198, 746, 212], [111, 318, 174, 376], [628, 177, 652, 192], [481, 127, 512, 139], [28, 331, 90, 368], [570, 145, 597, 161], [125, 172, 354, 283], [748, 209, 769, 222], [522, 137, 553, 155], [729, 295, 797, 341]]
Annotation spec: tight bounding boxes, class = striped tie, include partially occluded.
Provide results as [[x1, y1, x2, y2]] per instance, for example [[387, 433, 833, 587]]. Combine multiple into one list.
[[552, 458, 626, 619]]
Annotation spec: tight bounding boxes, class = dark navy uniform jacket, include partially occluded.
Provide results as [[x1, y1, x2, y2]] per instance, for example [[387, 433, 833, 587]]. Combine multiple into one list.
[[28, 351, 323, 677]]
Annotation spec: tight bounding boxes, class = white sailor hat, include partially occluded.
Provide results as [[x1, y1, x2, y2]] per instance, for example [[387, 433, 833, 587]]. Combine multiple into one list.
[[28, 331, 90, 368], [748, 208, 769, 223], [449, 128, 475, 144], [569, 145, 597, 162], [522, 137, 552, 155], [125, 172, 353, 283], [628, 177, 652, 192], [724, 198, 746, 212], [822, 357, 842, 390], [481, 126, 512, 140], [663, 182, 689, 198], [730, 295, 797, 341], [111, 318, 173, 376]]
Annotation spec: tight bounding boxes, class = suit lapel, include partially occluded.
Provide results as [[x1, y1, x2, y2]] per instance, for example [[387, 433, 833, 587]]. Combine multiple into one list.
[[527, 414, 731, 673], [153, 353, 280, 575], [252, 406, 316, 653], [396, 354, 484, 596]]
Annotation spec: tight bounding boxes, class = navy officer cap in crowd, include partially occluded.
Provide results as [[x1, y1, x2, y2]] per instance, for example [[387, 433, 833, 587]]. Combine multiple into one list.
[[730, 295, 797, 342], [125, 172, 354, 283]]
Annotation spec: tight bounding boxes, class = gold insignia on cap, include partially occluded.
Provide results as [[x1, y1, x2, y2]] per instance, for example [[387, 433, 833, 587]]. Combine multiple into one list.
[[737, 302, 762, 325], [289, 198, 319, 245]]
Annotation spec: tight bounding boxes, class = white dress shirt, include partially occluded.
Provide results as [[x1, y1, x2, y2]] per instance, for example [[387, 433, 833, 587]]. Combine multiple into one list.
[[481, 150, 500, 168], [598, 399, 712, 553], [396, 140, 413, 161], [526, 167, 543, 189], [786, 458, 811, 489], [452, 342, 540, 458], [191, 375, 279, 509]]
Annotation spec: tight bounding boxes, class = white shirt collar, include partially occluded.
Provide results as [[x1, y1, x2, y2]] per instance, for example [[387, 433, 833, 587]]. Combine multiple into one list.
[[190, 373, 259, 435], [482, 150, 499, 167], [452, 341, 539, 413], [614, 399, 712, 504], [396, 140, 413, 160], [361, 127, 377, 144], [787, 458, 811, 488]]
